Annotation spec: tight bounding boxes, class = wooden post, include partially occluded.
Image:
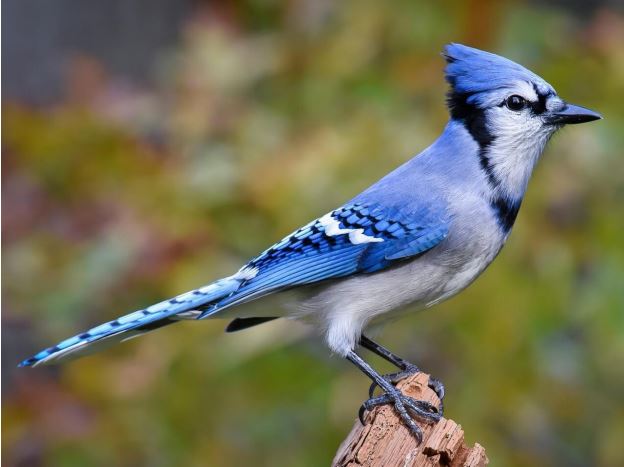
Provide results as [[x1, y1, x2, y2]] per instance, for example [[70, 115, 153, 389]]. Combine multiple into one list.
[[332, 372, 488, 467]]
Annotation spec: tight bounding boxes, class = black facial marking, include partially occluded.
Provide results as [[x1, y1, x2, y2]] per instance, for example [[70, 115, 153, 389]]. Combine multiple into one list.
[[447, 90, 499, 188], [491, 195, 521, 233], [495, 83, 554, 116], [447, 91, 494, 147], [529, 83, 550, 115]]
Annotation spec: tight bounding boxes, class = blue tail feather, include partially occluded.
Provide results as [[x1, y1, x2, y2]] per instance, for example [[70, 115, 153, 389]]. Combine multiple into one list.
[[18, 276, 242, 367]]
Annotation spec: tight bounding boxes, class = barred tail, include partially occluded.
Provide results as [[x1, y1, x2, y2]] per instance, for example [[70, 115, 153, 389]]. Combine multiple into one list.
[[18, 275, 244, 367]]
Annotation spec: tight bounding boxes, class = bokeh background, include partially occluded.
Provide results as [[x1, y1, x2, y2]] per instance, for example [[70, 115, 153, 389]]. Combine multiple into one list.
[[3, 1, 623, 466]]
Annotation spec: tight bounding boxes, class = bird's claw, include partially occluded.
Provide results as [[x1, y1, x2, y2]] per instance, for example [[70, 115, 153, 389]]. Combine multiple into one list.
[[368, 365, 445, 413], [358, 387, 442, 443], [427, 375, 445, 401]]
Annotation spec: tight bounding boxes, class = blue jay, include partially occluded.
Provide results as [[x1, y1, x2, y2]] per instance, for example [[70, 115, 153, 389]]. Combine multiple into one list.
[[20, 44, 601, 441]]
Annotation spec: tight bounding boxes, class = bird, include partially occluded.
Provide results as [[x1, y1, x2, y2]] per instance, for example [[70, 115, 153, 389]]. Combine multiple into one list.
[[19, 43, 602, 442]]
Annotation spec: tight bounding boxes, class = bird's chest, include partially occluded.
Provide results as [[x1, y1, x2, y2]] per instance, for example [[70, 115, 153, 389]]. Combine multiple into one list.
[[425, 203, 507, 303]]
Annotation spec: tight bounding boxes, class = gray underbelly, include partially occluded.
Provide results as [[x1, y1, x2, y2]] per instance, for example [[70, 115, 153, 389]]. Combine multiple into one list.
[[291, 249, 496, 326]]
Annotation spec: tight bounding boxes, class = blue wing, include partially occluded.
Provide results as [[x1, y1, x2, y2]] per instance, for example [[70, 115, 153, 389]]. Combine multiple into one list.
[[199, 202, 449, 317], [19, 201, 448, 366]]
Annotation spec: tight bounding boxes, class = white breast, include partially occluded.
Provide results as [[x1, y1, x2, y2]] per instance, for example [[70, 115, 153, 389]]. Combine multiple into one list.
[[291, 219, 504, 356]]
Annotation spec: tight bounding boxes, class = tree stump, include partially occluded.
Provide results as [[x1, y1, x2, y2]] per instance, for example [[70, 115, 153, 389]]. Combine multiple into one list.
[[332, 372, 488, 467]]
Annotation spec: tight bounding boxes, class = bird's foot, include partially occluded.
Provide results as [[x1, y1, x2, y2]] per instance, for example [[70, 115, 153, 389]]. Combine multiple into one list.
[[358, 386, 442, 443], [368, 364, 445, 414]]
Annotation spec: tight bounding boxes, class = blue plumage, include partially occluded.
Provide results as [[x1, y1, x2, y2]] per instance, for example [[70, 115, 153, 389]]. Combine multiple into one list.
[[19, 42, 601, 418], [248, 204, 445, 271], [200, 203, 448, 317], [444, 43, 555, 107]]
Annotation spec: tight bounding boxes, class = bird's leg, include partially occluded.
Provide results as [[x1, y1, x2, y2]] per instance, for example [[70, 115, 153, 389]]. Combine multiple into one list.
[[359, 335, 445, 411], [346, 351, 441, 443]]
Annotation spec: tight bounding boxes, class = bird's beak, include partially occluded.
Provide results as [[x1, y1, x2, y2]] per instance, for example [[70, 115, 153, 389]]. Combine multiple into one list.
[[545, 103, 602, 125]]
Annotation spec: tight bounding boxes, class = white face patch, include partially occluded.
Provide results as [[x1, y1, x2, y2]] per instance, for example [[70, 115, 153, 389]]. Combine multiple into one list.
[[472, 80, 542, 108], [318, 213, 384, 245], [510, 80, 538, 102], [546, 96, 565, 112], [469, 78, 561, 200], [483, 102, 556, 199]]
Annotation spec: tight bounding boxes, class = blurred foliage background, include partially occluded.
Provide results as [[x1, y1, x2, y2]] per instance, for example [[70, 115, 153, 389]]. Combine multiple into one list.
[[2, 1, 623, 466]]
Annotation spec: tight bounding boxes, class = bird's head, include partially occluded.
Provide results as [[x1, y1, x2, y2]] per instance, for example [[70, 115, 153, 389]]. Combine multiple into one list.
[[444, 43, 601, 145], [442, 43, 601, 199]]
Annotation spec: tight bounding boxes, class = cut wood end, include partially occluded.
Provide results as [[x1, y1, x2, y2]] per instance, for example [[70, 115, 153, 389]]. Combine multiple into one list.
[[332, 372, 488, 467]]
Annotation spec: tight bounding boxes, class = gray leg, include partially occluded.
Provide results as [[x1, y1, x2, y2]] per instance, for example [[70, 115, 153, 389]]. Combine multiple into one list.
[[346, 350, 441, 444], [359, 335, 445, 409]]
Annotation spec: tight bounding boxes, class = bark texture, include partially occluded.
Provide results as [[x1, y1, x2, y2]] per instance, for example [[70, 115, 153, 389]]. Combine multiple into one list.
[[332, 372, 488, 467]]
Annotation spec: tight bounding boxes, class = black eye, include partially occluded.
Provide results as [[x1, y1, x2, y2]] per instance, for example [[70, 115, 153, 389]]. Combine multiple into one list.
[[506, 95, 526, 111]]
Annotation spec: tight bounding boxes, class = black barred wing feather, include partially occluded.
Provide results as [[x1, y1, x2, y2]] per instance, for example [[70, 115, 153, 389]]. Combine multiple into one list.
[[199, 203, 449, 317]]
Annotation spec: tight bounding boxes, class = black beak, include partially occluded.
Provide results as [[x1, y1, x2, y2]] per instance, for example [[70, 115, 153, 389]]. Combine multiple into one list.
[[546, 103, 602, 125]]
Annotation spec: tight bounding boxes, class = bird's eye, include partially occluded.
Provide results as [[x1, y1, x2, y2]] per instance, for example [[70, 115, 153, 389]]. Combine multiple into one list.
[[505, 95, 526, 111]]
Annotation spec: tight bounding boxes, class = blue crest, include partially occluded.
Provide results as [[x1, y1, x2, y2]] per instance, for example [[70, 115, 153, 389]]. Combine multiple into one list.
[[443, 43, 554, 106]]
